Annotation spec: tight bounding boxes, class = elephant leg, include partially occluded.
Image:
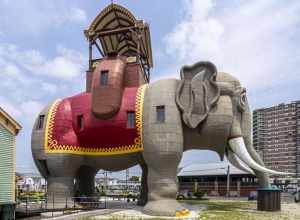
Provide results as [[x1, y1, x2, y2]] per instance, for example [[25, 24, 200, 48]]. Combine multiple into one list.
[[47, 176, 75, 208], [46, 155, 83, 208], [76, 165, 97, 197], [137, 163, 148, 206], [141, 79, 184, 216], [143, 153, 183, 216]]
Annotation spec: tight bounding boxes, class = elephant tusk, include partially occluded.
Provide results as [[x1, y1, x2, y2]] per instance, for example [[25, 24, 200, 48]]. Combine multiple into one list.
[[228, 137, 294, 175], [227, 149, 255, 175]]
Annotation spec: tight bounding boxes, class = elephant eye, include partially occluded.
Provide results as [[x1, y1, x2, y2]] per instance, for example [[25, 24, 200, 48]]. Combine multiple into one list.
[[238, 90, 247, 111], [241, 93, 246, 103]]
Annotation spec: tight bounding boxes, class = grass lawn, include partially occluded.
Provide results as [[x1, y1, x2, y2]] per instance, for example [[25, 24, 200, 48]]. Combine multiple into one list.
[[182, 200, 292, 220]]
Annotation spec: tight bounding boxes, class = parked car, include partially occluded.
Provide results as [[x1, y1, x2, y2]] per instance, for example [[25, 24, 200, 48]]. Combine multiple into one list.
[[248, 191, 257, 200], [176, 190, 206, 200], [285, 186, 297, 194], [176, 190, 194, 200]]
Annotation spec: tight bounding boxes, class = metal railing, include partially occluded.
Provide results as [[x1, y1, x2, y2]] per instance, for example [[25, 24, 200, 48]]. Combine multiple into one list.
[[16, 192, 138, 218]]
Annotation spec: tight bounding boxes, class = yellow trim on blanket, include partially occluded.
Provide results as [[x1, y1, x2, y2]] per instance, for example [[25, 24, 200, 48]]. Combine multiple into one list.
[[44, 85, 146, 155]]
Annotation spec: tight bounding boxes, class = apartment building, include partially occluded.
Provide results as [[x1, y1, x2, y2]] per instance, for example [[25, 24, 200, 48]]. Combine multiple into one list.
[[253, 101, 300, 178]]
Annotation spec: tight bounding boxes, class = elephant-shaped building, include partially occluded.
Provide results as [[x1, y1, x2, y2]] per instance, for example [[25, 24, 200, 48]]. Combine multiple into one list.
[[31, 3, 287, 217]]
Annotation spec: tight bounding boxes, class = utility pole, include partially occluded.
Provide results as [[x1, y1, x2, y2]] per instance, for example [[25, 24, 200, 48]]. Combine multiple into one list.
[[104, 171, 107, 209], [102, 171, 108, 194], [226, 165, 230, 197], [126, 169, 129, 193]]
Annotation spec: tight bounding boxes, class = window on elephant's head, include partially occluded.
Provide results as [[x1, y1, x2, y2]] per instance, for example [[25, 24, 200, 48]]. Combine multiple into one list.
[[156, 106, 165, 123], [100, 70, 109, 86]]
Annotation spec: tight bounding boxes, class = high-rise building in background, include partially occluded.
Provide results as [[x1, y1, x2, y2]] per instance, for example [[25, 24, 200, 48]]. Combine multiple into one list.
[[253, 101, 300, 178]]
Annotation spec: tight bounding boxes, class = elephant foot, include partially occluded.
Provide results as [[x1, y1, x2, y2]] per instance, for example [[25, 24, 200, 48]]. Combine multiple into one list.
[[143, 199, 189, 217]]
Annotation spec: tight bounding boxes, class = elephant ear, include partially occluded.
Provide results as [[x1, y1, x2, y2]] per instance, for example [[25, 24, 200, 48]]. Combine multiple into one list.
[[176, 61, 220, 128]]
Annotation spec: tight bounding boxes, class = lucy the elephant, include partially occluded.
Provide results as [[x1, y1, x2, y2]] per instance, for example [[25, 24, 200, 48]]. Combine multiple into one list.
[[31, 61, 285, 216]]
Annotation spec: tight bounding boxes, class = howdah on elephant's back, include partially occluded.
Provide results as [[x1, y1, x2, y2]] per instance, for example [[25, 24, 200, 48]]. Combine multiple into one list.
[[44, 85, 146, 155], [40, 1, 153, 156]]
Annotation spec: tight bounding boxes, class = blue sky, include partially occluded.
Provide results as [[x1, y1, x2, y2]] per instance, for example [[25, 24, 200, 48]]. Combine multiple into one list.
[[0, 0, 300, 176]]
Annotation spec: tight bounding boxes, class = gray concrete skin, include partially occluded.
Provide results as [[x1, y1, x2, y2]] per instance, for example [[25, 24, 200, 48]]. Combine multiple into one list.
[[31, 61, 269, 216]]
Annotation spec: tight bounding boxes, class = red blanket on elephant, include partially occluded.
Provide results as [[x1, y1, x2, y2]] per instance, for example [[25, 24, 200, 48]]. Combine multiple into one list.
[[44, 86, 146, 155]]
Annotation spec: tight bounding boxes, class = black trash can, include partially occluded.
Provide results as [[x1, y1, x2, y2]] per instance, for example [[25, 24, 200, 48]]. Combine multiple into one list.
[[0, 204, 15, 220], [257, 188, 281, 211]]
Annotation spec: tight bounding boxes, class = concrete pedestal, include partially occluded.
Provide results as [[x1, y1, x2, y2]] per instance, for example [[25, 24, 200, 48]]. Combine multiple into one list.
[[257, 188, 281, 211]]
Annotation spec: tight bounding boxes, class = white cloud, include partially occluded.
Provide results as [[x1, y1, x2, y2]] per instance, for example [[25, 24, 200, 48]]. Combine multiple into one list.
[[0, 97, 43, 123], [3, 63, 21, 78], [0, 98, 22, 118], [67, 7, 87, 23], [41, 46, 85, 79], [0, 43, 84, 127], [0, 42, 85, 127], [0, 0, 89, 174], [41, 82, 58, 94], [164, 0, 300, 92], [0, 0, 87, 34], [0, 43, 86, 80], [20, 100, 44, 123], [1, 62, 29, 81]]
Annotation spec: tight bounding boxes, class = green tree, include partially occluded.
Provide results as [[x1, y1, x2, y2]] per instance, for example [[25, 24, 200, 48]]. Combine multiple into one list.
[[129, 176, 140, 181]]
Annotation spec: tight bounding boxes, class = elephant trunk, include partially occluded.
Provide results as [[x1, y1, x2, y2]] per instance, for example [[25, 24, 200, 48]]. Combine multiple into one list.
[[91, 57, 126, 119], [240, 104, 270, 188]]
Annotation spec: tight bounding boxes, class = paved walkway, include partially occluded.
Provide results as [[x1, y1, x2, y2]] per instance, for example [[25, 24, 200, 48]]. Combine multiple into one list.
[[93, 204, 205, 219], [42, 209, 122, 220], [40, 202, 205, 219]]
